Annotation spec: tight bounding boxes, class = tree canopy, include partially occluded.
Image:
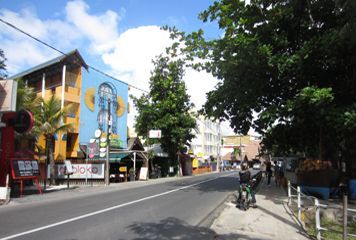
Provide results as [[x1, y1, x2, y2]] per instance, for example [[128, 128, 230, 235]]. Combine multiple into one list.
[[168, 0, 356, 163], [132, 55, 197, 169]]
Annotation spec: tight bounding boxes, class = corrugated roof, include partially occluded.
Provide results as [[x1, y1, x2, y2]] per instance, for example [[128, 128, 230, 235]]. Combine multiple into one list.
[[10, 49, 88, 79]]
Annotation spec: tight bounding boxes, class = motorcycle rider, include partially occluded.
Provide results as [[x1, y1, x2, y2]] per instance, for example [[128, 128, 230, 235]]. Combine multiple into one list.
[[238, 162, 256, 206]]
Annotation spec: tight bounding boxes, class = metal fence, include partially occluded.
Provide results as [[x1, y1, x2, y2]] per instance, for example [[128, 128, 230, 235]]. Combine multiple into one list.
[[287, 181, 356, 240]]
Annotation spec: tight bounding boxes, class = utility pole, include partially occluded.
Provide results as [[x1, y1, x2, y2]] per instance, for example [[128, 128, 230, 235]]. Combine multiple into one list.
[[217, 122, 221, 172], [105, 98, 111, 186], [240, 135, 242, 162], [341, 161, 348, 240]]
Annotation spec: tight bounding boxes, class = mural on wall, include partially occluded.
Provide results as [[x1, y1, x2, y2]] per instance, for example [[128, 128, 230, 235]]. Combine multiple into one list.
[[80, 70, 128, 152]]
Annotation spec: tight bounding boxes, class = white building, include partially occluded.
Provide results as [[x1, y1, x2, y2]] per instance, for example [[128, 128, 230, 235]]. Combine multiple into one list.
[[190, 116, 221, 162]]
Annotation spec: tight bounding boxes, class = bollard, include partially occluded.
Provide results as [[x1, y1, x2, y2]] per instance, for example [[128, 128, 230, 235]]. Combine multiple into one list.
[[343, 194, 348, 240], [315, 198, 321, 240], [297, 186, 301, 222], [288, 181, 291, 205]]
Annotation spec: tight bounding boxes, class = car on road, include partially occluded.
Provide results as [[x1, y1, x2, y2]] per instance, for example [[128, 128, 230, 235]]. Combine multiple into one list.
[[252, 159, 261, 170], [233, 161, 241, 170]]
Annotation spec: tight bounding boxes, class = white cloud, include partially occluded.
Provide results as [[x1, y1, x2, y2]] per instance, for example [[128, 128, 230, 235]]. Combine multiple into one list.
[[65, 0, 121, 54], [0, 0, 124, 75], [0, 4, 85, 75], [184, 68, 218, 109], [102, 25, 172, 90], [101, 26, 174, 133], [0, 8, 63, 74]]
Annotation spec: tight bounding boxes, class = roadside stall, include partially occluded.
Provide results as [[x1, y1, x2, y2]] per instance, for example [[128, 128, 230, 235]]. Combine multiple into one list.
[[296, 159, 339, 200]]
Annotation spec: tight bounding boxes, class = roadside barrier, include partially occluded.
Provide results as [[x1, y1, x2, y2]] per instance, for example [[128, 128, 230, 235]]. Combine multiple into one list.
[[287, 181, 356, 240]]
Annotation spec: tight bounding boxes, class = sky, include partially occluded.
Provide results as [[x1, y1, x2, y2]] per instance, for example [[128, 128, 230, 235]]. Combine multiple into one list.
[[0, 0, 239, 135]]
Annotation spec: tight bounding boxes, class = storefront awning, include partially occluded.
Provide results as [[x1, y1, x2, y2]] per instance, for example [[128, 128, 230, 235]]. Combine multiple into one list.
[[109, 152, 130, 162]]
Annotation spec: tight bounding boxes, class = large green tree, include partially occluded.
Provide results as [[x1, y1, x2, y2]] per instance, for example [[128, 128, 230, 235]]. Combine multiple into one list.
[[169, 0, 356, 165], [132, 55, 197, 173]]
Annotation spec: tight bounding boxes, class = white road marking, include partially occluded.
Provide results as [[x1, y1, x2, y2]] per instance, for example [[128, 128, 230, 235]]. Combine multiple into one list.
[[0, 174, 235, 240]]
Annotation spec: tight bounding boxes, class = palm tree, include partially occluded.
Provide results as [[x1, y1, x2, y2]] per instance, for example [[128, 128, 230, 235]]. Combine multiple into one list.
[[15, 79, 41, 153], [16, 78, 39, 112], [35, 95, 73, 186]]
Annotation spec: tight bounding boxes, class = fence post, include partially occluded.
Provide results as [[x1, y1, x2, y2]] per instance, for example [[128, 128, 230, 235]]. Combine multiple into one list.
[[297, 186, 301, 222], [315, 198, 322, 240], [288, 181, 291, 205], [343, 193, 348, 240]]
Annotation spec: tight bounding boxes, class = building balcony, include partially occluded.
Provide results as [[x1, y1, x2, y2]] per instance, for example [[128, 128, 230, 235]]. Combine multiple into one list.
[[64, 115, 79, 132], [55, 86, 81, 103]]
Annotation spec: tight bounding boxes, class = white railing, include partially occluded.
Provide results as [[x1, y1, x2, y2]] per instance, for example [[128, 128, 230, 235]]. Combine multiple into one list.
[[287, 181, 356, 240]]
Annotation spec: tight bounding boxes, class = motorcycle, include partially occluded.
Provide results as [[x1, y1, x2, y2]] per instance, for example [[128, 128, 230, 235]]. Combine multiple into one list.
[[237, 178, 257, 210], [238, 183, 252, 211]]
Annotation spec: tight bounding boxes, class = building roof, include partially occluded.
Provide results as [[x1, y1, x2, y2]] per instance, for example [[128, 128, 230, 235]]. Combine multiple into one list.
[[10, 49, 88, 81], [127, 137, 145, 151], [222, 152, 232, 161]]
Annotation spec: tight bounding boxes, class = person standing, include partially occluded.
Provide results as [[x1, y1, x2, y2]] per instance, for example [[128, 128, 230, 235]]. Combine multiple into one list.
[[266, 160, 272, 185]]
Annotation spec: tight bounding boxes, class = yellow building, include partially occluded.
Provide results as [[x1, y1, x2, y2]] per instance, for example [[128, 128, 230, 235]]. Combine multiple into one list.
[[12, 50, 87, 161]]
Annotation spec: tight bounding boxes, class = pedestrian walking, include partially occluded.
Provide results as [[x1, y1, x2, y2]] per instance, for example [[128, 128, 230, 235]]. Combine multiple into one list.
[[266, 160, 272, 185]]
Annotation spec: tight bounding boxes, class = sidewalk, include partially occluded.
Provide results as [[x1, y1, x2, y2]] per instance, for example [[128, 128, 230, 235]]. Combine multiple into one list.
[[5, 176, 184, 205], [210, 177, 311, 240]]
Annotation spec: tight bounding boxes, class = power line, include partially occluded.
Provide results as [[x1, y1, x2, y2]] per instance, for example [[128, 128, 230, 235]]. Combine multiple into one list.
[[0, 17, 149, 93]]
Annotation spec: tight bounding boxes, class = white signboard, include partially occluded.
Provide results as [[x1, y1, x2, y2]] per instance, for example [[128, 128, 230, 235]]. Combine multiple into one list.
[[139, 167, 148, 180], [149, 130, 162, 138], [64, 160, 74, 174], [54, 163, 105, 179]]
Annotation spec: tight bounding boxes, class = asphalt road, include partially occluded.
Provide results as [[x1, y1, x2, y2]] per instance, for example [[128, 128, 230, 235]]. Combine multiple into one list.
[[0, 171, 244, 240]]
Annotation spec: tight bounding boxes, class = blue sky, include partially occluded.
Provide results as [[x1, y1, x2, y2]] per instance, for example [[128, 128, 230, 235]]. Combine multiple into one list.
[[0, 0, 219, 74], [0, 0, 237, 135]]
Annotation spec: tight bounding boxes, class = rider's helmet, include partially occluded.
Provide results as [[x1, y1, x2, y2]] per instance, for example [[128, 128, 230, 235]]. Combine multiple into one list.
[[241, 162, 248, 171]]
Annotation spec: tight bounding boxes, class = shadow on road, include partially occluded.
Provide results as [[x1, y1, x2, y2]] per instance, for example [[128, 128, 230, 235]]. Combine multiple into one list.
[[167, 175, 240, 195], [124, 216, 271, 240]]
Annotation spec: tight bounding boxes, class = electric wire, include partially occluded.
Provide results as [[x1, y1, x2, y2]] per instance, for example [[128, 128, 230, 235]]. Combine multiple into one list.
[[0, 17, 149, 93]]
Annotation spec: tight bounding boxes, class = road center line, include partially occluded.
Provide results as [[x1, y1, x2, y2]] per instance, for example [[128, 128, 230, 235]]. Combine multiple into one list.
[[1, 175, 234, 240]]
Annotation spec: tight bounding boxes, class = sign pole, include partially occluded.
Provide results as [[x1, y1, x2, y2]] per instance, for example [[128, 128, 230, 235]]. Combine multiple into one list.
[[133, 152, 136, 181], [85, 153, 88, 185], [105, 98, 111, 186]]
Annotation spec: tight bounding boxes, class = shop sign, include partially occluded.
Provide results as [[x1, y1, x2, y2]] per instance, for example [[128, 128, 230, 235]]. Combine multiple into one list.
[[119, 166, 127, 172], [149, 130, 161, 138], [54, 163, 104, 179], [11, 159, 40, 178]]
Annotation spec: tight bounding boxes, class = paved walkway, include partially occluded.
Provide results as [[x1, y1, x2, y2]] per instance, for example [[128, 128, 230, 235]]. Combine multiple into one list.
[[211, 178, 311, 240]]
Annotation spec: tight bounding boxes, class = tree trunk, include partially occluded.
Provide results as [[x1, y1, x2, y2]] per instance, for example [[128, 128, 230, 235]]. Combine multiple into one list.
[[319, 126, 323, 160], [48, 136, 56, 185], [44, 138, 49, 190]]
